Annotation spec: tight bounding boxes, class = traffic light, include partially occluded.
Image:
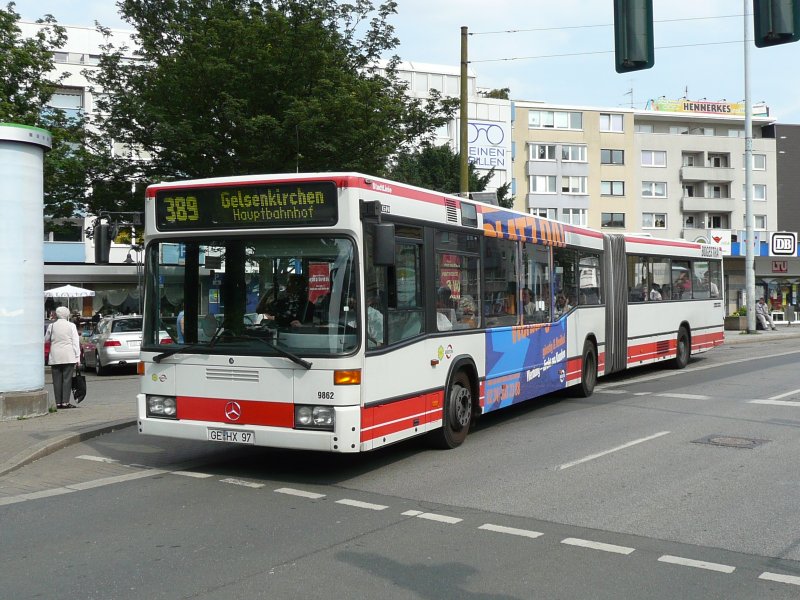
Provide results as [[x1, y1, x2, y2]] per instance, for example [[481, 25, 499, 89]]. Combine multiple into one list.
[[613, 0, 655, 73], [94, 222, 112, 264], [753, 0, 800, 47]]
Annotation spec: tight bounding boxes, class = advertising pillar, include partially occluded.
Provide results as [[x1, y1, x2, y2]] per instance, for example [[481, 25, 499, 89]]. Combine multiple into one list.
[[0, 124, 52, 419]]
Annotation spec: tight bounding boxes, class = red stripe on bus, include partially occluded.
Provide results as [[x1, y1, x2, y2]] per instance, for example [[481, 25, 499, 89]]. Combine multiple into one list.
[[177, 396, 294, 427], [361, 391, 444, 442], [566, 357, 582, 382]]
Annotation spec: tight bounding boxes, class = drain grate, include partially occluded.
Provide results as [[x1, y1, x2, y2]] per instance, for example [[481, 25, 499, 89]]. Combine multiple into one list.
[[692, 435, 769, 449]]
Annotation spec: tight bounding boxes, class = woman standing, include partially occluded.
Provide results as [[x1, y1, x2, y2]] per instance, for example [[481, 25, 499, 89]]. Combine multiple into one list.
[[47, 306, 81, 408]]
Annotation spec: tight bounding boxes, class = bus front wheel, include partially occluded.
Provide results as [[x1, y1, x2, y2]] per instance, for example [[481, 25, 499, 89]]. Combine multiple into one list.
[[433, 371, 473, 449], [673, 327, 690, 369]]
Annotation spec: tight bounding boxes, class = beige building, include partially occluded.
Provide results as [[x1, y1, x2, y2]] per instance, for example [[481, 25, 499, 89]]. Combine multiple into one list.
[[512, 100, 777, 244]]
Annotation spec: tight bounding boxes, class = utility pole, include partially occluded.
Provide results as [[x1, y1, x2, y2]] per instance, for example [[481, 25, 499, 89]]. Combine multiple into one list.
[[744, 0, 756, 332], [460, 26, 469, 196]]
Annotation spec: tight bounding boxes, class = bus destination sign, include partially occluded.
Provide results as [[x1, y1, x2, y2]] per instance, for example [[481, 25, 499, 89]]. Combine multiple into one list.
[[155, 181, 338, 230]]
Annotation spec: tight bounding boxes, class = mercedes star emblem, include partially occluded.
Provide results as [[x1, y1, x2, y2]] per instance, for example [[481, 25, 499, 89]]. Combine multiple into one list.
[[224, 401, 242, 421]]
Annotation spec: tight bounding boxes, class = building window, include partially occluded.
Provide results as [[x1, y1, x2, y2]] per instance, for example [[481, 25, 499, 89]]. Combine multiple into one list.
[[601, 212, 625, 228], [530, 208, 557, 220], [753, 215, 767, 230], [635, 123, 653, 133], [669, 126, 689, 135], [561, 144, 587, 162], [682, 153, 697, 167], [530, 144, 556, 160], [599, 113, 624, 132], [601, 180, 625, 196], [743, 183, 767, 201], [641, 150, 666, 167], [642, 213, 667, 229], [530, 175, 557, 194], [642, 181, 667, 198], [528, 110, 582, 130], [743, 153, 766, 170], [683, 185, 696, 197], [728, 128, 745, 138], [562, 209, 587, 226], [684, 214, 701, 229], [600, 149, 624, 164], [561, 176, 587, 194], [707, 214, 728, 229], [708, 153, 729, 168], [709, 184, 730, 198]]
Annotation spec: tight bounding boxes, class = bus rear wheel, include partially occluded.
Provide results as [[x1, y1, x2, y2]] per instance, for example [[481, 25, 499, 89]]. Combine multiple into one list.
[[576, 340, 597, 398], [433, 371, 473, 449], [672, 327, 690, 369]]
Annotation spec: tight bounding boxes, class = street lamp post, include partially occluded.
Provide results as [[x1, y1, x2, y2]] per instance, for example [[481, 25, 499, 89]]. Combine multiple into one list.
[[124, 244, 143, 314]]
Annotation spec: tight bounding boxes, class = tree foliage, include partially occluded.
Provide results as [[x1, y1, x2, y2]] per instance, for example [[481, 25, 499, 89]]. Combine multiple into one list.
[[481, 87, 510, 100], [89, 0, 457, 189], [387, 143, 492, 195]]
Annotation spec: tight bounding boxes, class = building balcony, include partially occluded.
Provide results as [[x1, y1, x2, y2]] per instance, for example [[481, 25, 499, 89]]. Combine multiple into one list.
[[681, 196, 734, 212], [680, 165, 735, 182]]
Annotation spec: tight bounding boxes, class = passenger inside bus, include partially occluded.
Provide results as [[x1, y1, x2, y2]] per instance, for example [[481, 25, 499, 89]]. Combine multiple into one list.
[[436, 286, 454, 331], [257, 274, 315, 327]]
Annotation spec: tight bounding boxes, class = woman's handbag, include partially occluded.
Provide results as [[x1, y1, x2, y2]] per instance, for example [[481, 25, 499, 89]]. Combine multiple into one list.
[[72, 364, 87, 404]]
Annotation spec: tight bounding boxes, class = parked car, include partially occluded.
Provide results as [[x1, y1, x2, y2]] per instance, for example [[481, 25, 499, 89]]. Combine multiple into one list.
[[82, 315, 171, 375]]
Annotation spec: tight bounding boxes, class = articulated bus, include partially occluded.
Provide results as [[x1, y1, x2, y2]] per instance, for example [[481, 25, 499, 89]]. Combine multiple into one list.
[[137, 173, 724, 451]]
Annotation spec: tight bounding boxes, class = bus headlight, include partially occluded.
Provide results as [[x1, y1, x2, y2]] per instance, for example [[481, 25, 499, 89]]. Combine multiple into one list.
[[147, 395, 178, 419], [294, 405, 334, 431]]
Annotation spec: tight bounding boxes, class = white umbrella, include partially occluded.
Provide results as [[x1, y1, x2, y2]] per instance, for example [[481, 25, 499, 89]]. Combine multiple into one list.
[[44, 284, 95, 298]]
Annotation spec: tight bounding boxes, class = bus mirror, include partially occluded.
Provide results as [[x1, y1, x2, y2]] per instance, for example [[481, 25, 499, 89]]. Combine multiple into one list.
[[373, 223, 395, 266]]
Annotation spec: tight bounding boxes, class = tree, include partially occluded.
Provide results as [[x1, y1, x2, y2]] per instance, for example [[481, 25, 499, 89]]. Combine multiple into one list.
[[88, 0, 457, 188], [0, 3, 65, 123], [387, 143, 493, 195], [481, 87, 510, 100]]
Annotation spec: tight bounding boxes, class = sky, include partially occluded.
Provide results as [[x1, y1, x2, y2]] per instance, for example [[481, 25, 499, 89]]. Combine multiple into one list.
[[14, 0, 800, 123]]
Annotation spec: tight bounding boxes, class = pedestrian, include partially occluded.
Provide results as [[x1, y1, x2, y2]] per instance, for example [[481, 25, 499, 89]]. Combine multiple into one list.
[[176, 303, 185, 343], [755, 297, 777, 331], [46, 306, 81, 408]]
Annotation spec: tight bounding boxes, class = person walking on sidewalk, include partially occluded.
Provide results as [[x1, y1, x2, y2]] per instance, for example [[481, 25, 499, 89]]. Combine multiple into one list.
[[46, 306, 81, 408], [756, 297, 777, 331]]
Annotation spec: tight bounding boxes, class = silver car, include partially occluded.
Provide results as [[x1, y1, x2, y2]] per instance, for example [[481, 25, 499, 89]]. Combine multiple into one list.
[[82, 315, 143, 375]]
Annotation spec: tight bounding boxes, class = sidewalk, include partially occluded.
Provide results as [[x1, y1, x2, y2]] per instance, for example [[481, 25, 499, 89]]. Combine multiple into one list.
[[2, 326, 800, 477]]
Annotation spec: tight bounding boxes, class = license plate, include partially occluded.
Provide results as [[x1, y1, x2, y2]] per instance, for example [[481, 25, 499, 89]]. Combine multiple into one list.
[[207, 428, 255, 444], [128, 340, 141, 348]]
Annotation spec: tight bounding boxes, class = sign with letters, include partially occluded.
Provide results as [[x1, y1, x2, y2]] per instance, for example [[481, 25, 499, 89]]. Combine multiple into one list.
[[155, 181, 338, 230], [770, 232, 797, 256]]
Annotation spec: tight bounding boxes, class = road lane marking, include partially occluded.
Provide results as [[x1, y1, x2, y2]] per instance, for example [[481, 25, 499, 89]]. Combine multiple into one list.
[[76, 455, 120, 464], [401, 510, 461, 524], [336, 498, 388, 511], [274, 487, 325, 499], [768, 387, 800, 400], [759, 572, 800, 586], [561, 538, 635, 555], [479, 524, 544, 539], [656, 393, 710, 400], [415, 512, 462, 524], [172, 471, 214, 478], [632, 392, 652, 396], [221, 478, 264, 489], [557, 431, 670, 470], [750, 399, 800, 407], [596, 389, 629, 395], [658, 555, 735, 573]]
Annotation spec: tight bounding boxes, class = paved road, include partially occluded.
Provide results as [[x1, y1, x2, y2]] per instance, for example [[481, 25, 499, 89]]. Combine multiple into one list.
[[2, 336, 800, 598]]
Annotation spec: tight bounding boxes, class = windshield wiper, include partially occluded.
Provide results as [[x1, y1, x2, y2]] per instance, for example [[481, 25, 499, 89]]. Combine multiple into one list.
[[215, 333, 313, 370], [153, 328, 312, 370], [152, 322, 225, 363]]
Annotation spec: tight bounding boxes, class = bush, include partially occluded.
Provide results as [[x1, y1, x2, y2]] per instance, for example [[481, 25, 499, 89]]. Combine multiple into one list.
[[732, 306, 747, 317]]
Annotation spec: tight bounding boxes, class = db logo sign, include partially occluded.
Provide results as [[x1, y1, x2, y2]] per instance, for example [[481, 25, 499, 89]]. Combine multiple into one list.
[[770, 232, 797, 256]]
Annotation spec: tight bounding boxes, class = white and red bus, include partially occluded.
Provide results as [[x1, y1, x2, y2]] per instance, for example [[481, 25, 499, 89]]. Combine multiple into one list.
[[137, 173, 723, 451]]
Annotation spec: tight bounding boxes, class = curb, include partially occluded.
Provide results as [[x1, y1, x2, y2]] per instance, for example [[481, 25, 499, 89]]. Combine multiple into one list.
[[0, 419, 137, 478]]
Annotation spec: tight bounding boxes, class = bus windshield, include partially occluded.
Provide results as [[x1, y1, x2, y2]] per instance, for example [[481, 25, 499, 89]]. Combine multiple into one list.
[[143, 236, 359, 356]]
